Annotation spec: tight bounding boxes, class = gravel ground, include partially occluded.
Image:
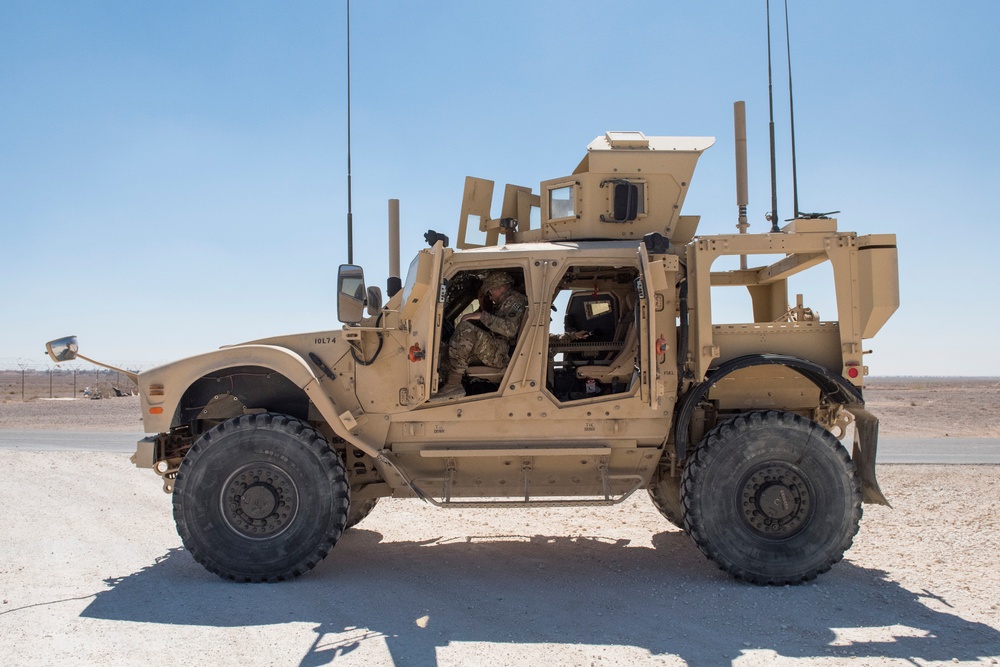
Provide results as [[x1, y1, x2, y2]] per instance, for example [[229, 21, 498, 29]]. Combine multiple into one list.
[[1, 382, 999, 666], [0, 395, 143, 431]]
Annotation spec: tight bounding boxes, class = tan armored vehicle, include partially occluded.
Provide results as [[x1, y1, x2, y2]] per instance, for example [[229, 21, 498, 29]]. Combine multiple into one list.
[[47, 115, 898, 585]]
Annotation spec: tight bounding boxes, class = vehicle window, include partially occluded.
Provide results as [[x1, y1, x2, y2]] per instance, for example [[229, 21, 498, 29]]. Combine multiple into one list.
[[549, 185, 575, 219], [584, 300, 613, 319]]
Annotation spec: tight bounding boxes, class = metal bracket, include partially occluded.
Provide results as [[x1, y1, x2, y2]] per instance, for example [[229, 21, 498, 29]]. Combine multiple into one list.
[[444, 457, 456, 502], [521, 457, 532, 501], [599, 456, 611, 500]]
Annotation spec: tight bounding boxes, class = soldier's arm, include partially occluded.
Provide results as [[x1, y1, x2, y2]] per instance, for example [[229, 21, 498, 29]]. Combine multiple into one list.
[[480, 295, 527, 338]]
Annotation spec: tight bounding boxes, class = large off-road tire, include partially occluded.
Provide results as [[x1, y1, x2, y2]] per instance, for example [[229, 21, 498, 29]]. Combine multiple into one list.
[[682, 410, 862, 585], [172, 413, 349, 582], [344, 497, 380, 530], [648, 472, 684, 530]]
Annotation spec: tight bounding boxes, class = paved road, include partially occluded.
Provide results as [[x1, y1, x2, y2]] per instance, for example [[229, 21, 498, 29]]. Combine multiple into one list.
[[877, 437, 1000, 464], [1, 430, 999, 463], [0, 430, 140, 452]]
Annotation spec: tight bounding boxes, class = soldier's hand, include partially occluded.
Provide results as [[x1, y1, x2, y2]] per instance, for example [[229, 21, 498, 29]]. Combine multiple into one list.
[[462, 312, 482, 322]]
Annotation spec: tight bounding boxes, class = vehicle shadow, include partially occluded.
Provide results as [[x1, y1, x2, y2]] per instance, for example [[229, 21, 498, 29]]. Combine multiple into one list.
[[82, 529, 1000, 666]]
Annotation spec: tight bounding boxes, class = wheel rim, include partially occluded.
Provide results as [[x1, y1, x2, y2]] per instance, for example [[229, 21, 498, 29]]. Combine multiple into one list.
[[737, 463, 813, 539], [221, 463, 299, 540]]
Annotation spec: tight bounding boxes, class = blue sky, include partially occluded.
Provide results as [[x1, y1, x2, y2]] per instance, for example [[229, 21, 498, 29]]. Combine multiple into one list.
[[2, 1, 997, 376]]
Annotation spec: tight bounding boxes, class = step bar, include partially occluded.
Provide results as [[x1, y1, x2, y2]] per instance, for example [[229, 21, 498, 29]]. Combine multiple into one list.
[[392, 445, 646, 508]]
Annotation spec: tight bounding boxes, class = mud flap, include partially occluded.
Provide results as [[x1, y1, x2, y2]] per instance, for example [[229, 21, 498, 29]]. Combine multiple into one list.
[[845, 404, 891, 507]]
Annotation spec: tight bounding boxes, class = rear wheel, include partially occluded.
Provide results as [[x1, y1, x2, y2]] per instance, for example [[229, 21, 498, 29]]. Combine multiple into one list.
[[682, 410, 861, 585], [345, 497, 380, 529], [648, 471, 684, 530], [173, 413, 349, 582]]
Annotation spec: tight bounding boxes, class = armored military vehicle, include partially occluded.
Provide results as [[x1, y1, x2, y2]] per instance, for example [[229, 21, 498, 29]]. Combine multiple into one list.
[[46, 111, 898, 585]]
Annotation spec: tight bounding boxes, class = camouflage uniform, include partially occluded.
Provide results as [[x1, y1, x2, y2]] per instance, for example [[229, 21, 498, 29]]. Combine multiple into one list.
[[444, 288, 529, 375]]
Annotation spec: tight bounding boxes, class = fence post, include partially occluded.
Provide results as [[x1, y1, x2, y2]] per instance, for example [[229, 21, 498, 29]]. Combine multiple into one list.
[[17, 361, 28, 401]]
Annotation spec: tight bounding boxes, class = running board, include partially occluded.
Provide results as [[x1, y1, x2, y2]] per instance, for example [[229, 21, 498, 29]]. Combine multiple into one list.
[[418, 446, 613, 458], [413, 489, 644, 509], [409, 449, 645, 508]]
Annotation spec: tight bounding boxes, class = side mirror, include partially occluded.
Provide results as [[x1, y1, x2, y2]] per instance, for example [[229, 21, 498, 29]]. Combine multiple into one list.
[[366, 286, 383, 317], [46, 336, 80, 363], [337, 265, 367, 324], [42, 335, 139, 382]]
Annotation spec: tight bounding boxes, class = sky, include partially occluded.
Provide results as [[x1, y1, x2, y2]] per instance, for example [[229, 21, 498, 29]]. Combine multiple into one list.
[[2, 1, 998, 376]]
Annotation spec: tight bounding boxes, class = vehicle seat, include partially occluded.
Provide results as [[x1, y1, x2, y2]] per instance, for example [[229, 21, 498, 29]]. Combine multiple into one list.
[[465, 312, 530, 382], [575, 322, 638, 384], [575, 292, 637, 383]]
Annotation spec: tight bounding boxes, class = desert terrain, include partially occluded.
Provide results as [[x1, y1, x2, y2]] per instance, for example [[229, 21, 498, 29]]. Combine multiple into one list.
[[1, 375, 998, 666]]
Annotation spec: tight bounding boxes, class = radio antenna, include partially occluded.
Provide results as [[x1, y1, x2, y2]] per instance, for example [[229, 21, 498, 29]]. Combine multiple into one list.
[[765, 0, 780, 233], [784, 0, 800, 219], [345, 0, 354, 264]]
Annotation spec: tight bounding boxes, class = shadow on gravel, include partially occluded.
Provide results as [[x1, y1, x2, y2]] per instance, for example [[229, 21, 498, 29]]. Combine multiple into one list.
[[82, 529, 1000, 666]]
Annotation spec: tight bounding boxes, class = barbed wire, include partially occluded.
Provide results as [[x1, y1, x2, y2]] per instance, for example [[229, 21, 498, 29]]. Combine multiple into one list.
[[0, 357, 162, 373]]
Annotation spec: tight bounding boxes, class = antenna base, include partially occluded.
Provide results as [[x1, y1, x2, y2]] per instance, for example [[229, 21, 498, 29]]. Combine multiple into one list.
[[764, 212, 782, 234]]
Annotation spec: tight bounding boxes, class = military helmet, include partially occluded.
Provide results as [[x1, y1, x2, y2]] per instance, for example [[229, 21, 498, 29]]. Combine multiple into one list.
[[481, 271, 514, 291]]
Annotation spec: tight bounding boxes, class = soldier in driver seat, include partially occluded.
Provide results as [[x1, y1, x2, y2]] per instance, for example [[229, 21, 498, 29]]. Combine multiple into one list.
[[436, 271, 528, 400]]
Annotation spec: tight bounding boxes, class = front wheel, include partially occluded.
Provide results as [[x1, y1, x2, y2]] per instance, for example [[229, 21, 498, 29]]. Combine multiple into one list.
[[682, 410, 862, 585], [173, 413, 350, 582]]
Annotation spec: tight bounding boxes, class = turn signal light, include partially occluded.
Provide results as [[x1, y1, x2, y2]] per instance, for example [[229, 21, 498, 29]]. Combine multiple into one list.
[[149, 407, 164, 415]]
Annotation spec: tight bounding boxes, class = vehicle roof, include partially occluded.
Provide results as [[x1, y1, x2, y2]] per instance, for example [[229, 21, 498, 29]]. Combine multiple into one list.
[[456, 239, 642, 256]]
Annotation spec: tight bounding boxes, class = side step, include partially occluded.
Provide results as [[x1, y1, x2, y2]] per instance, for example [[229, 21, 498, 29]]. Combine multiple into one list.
[[401, 445, 645, 508]]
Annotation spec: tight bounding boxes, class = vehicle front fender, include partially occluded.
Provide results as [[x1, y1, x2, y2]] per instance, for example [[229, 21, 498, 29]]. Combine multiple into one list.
[[138, 344, 375, 456]]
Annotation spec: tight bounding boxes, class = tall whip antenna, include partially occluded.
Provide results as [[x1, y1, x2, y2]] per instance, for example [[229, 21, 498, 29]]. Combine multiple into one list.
[[784, 0, 800, 219], [346, 0, 354, 264], [765, 0, 780, 233]]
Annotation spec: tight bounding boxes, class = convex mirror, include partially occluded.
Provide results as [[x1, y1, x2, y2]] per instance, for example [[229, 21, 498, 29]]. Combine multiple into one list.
[[45, 336, 80, 363]]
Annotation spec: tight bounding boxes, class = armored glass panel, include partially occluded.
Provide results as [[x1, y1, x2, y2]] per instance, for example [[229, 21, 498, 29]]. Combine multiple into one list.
[[401, 254, 422, 306], [549, 185, 575, 219]]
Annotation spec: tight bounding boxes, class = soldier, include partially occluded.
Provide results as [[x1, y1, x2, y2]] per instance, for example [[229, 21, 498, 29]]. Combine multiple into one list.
[[436, 271, 528, 399]]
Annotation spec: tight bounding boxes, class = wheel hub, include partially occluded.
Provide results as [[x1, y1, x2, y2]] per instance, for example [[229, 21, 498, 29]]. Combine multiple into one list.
[[739, 464, 812, 538], [221, 464, 299, 539], [240, 484, 278, 519]]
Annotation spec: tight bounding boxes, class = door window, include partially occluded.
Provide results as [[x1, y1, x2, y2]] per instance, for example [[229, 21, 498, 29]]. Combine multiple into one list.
[[546, 264, 640, 402]]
